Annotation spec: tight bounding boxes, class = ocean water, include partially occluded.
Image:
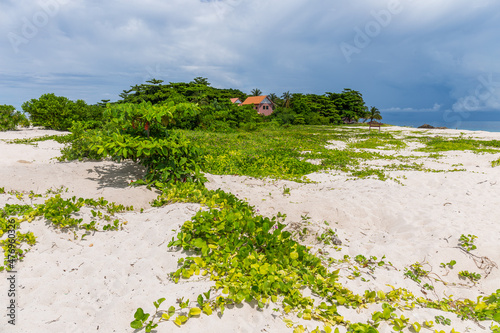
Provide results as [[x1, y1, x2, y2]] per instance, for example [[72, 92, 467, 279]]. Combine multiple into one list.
[[382, 111, 500, 133]]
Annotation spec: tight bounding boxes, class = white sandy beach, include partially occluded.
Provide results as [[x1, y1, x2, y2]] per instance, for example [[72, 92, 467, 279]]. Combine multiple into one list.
[[1, 126, 499, 333]]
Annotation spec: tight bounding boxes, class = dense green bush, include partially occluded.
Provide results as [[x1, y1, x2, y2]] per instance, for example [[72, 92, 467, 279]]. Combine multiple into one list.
[[22, 93, 103, 130], [60, 101, 205, 184], [0, 104, 30, 131], [198, 100, 261, 131]]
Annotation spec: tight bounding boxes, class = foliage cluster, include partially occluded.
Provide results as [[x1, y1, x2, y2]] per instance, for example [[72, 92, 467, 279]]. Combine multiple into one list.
[[458, 234, 477, 252], [269, 89, 370, 126], [58, 102, 206, 185], [116, 79, 374, 129], [14, 77, 377, 134], [0, 104, 29, 131], [21, 93, 104, 130], [116, 79, 262, 132], [0, 191, 133, 271]]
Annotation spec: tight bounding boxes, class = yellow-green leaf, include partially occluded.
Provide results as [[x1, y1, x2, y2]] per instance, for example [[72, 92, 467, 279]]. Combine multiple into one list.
[[294, 325, 305, 333], [203, 303, 212, 315], [475, 301, 487, 311], [189, 307, 202, 317], [174, 315, 188, 326]]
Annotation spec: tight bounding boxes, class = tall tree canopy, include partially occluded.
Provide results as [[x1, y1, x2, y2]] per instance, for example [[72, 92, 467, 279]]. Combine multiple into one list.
[[326, 89, 366, 123]]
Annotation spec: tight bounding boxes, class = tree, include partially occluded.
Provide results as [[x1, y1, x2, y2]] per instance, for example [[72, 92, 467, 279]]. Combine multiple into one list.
[[191, 77, 210, 86], [267, 93, 278, 104], [281, 91, 291, 108], [251, 88, 262, 96], [326, 89, 366, 123], [367, 106, 382, 123]]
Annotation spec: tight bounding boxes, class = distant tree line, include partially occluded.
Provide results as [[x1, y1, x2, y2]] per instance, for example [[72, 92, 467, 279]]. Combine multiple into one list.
[[9, 77, 381, 131]]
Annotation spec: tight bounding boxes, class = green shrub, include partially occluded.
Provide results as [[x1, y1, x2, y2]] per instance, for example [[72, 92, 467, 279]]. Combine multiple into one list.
[[61, 102, 205, 184], [22, 93, 103, 130], [198, 100, 260, 131], [59, 122, 104, 161], [0, 105, 30, 131]]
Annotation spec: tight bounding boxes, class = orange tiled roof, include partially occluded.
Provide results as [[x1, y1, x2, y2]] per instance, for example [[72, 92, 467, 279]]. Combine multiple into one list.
[[241, 95, 268, 105]]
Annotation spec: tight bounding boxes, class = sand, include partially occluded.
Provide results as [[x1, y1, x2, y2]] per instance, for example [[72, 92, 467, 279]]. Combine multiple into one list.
[[0, 126, 499, 333]]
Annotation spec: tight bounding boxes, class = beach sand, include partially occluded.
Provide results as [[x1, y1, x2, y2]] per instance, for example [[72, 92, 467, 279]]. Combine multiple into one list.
[[1, 127, 499, 333]]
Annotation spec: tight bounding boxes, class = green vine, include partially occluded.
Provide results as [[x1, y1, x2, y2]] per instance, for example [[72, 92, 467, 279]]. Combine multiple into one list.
[[0, 192, 133, 271], [131, 182, 500, 332]]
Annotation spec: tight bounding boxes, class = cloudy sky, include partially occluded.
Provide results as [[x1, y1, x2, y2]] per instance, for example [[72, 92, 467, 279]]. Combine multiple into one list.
[[1, 0, 500, 119]]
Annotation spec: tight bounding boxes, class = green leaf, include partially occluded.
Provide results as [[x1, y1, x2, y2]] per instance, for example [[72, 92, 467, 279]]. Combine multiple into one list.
[[259, 263, 269, 275], [189, 307, 202, 317], [203, 303, 213, 315], [130, 320, 143, 329], [174, 315, 188, 326], [134, 308, 148, 321], [154, 297, 166, 309], [168, 306, 176, 316], [197, 294, 204, 306]]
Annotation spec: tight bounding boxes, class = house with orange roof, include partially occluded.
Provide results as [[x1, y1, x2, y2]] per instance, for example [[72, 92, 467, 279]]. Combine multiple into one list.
[[241, 95, 274, 116], [230, 98, 242, 105]]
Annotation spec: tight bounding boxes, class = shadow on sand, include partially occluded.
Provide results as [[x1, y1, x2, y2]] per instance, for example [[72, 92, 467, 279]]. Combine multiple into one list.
[[86, 161, 147, 190]]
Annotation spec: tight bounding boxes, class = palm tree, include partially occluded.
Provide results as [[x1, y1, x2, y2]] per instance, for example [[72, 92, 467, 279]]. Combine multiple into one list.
[[251, 88, 262, 96], [267, 93, 279, 104], [281, 91, 291, 108], [367, 106, 382, 123]]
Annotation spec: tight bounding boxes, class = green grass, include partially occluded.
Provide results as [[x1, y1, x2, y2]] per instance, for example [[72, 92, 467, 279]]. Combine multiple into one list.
[[417, 136, 500, 153], [182, 126, 436, 182]]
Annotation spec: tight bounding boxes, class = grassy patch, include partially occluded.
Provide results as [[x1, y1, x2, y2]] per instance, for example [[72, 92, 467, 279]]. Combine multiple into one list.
[[184, 126, 426, 181], [417, 136, 500, 153]]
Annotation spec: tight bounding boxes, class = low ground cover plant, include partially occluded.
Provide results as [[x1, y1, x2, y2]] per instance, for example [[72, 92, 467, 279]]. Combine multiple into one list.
[[417, 135, 500, 153], [0, 191, 133, 271], [131, 181, 500, 333]]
